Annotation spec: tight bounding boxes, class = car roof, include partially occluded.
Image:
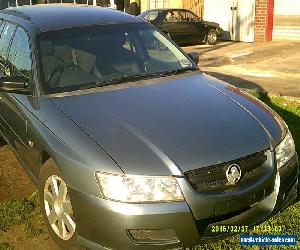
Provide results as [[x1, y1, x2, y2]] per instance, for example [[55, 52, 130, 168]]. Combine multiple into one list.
[[0, 4, 143, 33]]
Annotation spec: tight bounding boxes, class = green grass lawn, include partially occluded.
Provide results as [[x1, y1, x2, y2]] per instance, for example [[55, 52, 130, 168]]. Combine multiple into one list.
[[0, 93, 299, 249], [251, 92, 300, 154]]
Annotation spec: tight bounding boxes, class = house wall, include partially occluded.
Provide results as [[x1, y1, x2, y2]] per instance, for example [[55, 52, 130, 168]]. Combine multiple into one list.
[[169, 0, 182, 8], [140, 0, 147, 12], [140, 0, 182, 12], [203, 0, 232, 40]]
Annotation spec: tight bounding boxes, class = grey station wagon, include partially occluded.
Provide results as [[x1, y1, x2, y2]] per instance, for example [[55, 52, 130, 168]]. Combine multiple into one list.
[[0, 4, 299, 250]]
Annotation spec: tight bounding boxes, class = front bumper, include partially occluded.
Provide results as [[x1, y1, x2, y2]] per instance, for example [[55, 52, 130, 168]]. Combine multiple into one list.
[[69, 153, 299, 250]]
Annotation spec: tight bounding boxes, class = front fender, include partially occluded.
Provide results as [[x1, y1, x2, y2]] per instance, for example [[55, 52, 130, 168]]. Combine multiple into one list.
[[23, 97, 123, 197]]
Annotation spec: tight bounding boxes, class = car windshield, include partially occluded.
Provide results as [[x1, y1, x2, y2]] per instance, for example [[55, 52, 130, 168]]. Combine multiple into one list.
[[37, 23, 196, 94]]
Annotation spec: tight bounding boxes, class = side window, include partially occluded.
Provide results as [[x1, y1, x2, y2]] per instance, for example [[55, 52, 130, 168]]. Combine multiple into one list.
[[164, 10, 182, 22], [0, 0, 16, 9], [7, 27, 31, 79], [122, 33, 136, 53], [8, 0, 17, 7], [96, 0, 111, 6], [16, 0, 31, 5], [139, 30, 179, 65], [144, 11, 159, 21], [0, 22, 17, 77], [181, 10, 199, 21]]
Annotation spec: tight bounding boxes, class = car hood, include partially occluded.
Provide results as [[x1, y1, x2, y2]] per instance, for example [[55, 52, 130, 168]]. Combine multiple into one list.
[[50, 72, 281, 176]]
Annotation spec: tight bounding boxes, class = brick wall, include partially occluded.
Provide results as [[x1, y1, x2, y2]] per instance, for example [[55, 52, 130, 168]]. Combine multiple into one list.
[[254, 0, 274, 42]]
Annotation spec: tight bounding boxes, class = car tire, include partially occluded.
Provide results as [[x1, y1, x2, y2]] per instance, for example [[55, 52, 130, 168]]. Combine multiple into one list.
[[206, 29, 218, 45], [39, 159, 84, 250]]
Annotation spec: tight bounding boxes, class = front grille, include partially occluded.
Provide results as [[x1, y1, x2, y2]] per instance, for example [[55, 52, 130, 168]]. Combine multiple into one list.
[[185, 150, 269, 194]]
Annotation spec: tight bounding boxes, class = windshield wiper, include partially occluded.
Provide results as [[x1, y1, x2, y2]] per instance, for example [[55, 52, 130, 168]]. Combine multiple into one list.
[[81, 67, 197, 90], [157, 67, 197, 76], [79, 74, 148, 90], [94, 73, 153, 87]]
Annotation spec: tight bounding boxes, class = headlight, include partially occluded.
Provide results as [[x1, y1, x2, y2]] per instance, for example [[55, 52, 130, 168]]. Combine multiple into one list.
[[95, 172, 184, 203], [275, 130, 295, 168]]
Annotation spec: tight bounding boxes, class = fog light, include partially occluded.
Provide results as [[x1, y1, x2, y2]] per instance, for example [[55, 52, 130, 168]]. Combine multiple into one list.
[[128, 229, 179, 244]]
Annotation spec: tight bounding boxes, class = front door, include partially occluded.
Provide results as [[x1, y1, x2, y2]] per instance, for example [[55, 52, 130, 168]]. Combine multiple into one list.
[[0, 21, 17, 141], [180, 9, 207, 43], [0, 25, 40, 176], [161, 10, 190, 44]]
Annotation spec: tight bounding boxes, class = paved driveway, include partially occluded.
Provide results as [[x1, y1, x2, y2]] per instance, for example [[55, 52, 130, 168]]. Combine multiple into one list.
[[182, 41, 300, 98]]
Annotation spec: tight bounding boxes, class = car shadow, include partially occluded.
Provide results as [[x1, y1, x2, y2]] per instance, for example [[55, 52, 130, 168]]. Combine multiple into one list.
[[204, 71, 265, 92]]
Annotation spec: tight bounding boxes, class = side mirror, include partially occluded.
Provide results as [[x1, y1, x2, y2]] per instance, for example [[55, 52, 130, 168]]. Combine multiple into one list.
[[188, 52, 199, 65], [0, 76, 30, 94]]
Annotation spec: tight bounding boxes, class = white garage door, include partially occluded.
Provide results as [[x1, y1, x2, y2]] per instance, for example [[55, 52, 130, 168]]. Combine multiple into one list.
[[273, 0, 300, 40], [204, 0, 255, 42]]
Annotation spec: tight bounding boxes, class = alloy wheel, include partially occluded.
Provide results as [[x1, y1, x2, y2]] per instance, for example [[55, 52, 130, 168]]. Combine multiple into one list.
[[44, 175, 76, 240], [207, 31, 217, 44]]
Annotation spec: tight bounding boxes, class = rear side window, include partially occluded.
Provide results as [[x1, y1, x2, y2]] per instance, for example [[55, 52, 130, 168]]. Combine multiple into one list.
[[96, 0, 110, 7], [0, 0, 16, 9], [16, 0, 30, 5], [181, 10, 199, 21], [164, 10, 183, 22], [0, 22, 17, 77], [7, 27, 31, 79], [144, 11, 159, 21]]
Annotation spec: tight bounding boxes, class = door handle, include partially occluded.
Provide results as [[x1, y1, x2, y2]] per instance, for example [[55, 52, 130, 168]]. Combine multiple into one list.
[[230, 6, 237, 10]]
